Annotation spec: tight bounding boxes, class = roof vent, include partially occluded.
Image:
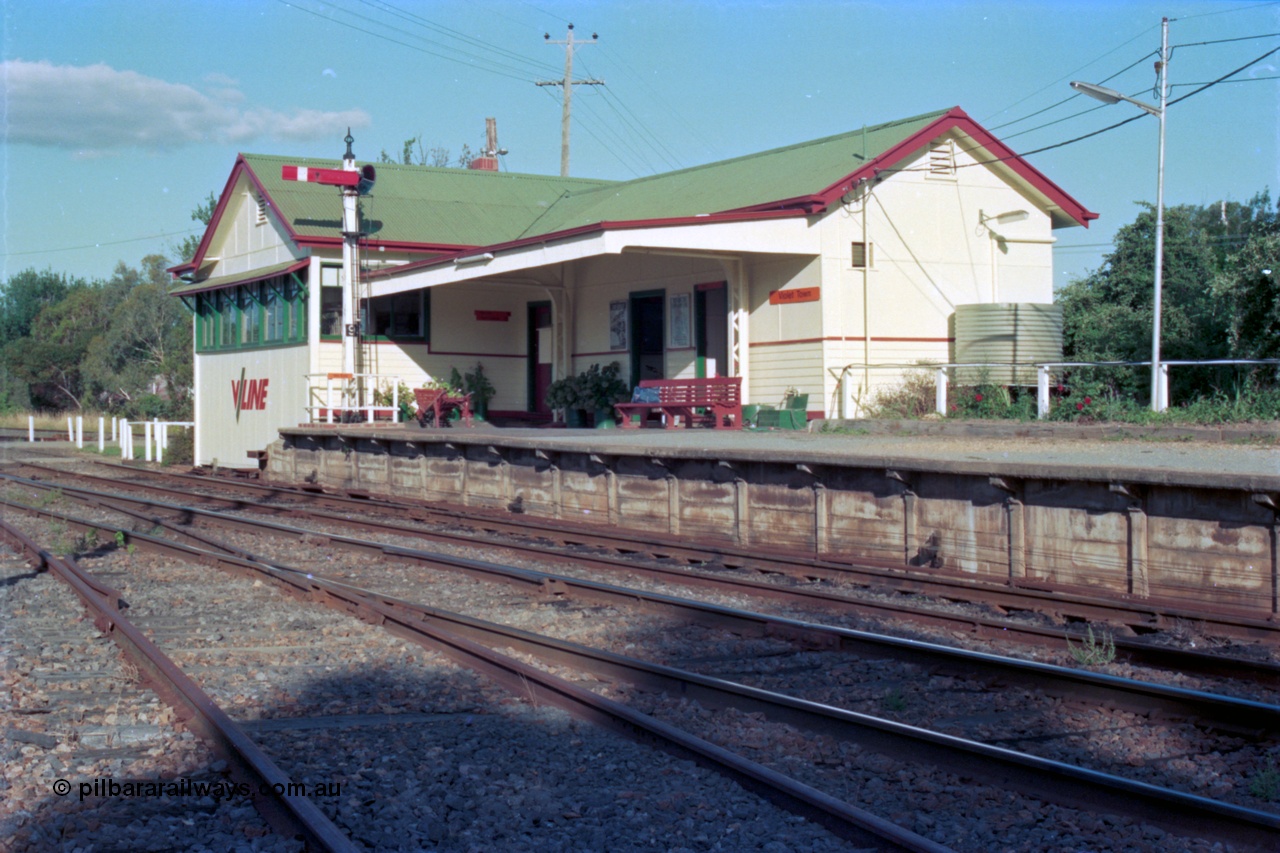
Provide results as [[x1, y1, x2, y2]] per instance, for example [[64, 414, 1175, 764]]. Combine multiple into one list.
[[927, 139, 956, 180]]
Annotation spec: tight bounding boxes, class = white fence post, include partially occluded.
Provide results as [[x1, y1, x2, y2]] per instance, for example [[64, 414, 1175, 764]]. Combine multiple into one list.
[[156, 424, 164, 465], [144, 422, 153, 462], [112, 417, 118, 443], [1037, 365, 1050, 420], [120, 420, 130, 459], [1159, 363, 1170, 412], [28, 416, 34, 443], [76, 416, 83, 448], [935, 367, 948, 416], [98, 417, 105, 452], [67, 417, 74, 442]]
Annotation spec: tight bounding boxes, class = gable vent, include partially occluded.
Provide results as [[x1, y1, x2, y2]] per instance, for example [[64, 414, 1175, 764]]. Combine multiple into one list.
[[927, 139, 956, 179], [255, 195, 268, 225]]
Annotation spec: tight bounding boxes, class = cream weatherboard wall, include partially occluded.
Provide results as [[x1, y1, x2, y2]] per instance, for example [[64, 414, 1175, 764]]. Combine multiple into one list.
[[207, 175, 307, 279], [194, 344, 309, 467]]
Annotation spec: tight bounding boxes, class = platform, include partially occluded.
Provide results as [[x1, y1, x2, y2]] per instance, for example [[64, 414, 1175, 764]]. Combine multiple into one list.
[[269, 419, 1280, 620]]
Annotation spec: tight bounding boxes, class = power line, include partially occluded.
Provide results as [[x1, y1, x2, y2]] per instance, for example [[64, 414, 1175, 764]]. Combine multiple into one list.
[[990, 50, 1158, 132], [274, 0, 542, 83], [0, 229, 202, 259], [353, 0, 561, 77]]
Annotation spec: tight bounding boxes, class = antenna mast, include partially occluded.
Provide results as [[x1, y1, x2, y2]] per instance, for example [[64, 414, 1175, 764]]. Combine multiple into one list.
[[535, 24, 603, 176]]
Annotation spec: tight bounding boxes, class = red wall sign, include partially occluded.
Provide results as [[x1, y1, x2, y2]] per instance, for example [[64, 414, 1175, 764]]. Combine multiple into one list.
[[769, 287, 820, 305], [474, 310, 511, 322], [231, 377, 269, 420]]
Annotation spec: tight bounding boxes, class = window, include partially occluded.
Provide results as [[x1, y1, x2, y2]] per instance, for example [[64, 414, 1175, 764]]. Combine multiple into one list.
[[240, 285, 262, 345], [264, 282, 287, 342], [851, 241, 873, 268], [192, 271, 309, 353], [320, 264, 343, 338], [361, 291, 426, 339]]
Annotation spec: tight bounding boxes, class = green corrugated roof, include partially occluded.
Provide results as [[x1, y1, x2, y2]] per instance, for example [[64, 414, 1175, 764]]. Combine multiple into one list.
[[520, 109, 950, 237], [243, 154, 615, 247], [238, 109, 950, 251]]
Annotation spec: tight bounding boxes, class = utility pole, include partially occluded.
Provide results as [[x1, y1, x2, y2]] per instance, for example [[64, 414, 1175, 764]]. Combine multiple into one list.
[[536, 24, 603, 176]]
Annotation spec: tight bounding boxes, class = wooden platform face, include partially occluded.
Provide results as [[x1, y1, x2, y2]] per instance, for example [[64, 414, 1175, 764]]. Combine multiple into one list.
[[271, 425, 1280, 617]]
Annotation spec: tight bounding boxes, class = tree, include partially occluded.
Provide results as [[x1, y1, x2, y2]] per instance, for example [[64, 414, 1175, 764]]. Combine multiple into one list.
[[1212, 231, 1280, 362], [377, 135, 480, 168], [84, 254, 192, 416], [1057, 194, 1280, 402], [170, 191, 218, 264], [0, 268, 85, 345], [3, 285, 108, 408]]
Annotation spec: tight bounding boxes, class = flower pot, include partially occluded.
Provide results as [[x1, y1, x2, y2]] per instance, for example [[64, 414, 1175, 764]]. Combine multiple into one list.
[[593, 407, 617, 429], [565, 408, 587, 428]]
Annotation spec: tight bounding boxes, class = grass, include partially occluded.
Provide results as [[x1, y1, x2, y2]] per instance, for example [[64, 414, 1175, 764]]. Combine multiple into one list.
[[1249, 761, 1280, 801], [1066, 625, 1116, 667]]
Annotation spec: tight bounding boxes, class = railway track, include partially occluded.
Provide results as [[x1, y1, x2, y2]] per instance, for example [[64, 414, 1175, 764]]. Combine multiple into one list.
[[11, 459, 1280, 684], [3, 452, 1280, 850], [0, 479, 936, 850]]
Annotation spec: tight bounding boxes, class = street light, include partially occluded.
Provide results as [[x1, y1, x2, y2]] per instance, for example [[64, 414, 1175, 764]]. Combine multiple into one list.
[[1071, 17, 1170, 412]]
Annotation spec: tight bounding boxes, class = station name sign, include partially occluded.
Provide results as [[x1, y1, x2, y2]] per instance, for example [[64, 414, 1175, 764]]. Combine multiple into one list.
[[768, 287, 820, 305]]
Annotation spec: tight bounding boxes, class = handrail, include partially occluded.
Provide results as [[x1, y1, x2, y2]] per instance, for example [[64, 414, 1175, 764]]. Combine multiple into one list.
[[303, 372, 404, 424], [838, 359, 1280, 419]]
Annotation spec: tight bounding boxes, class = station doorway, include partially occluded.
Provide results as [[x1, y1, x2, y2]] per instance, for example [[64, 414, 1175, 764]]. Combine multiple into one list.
[[527, 301, 552, 413], [695, 282, 728, 378], [629, 290, 665, 383]]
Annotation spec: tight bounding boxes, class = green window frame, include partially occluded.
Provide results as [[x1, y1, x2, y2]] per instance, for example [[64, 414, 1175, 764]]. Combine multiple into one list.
[[193, 270, 309, 353]]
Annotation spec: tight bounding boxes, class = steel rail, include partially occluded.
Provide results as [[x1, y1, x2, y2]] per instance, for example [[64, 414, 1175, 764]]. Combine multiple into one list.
[[0, 520, 356, 853], [72, 459, 1280, 644], [0, 498, 944, 851], [7, 468, 1279, 688], [5, 485, 1280, 737], [5, 498, 1278, 850]]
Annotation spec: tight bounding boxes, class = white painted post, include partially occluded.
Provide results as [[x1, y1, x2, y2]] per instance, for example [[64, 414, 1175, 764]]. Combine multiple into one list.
[[1037, 366, 1050, 420], [98, 417, 105, 452], [1159, 363, 1170, 412], [156, 425, 165, 465], [67, 417, 74, 442], [112, 417, 118, 443], [935, 367, 948, 416], [28, 415, 34, 442], [76, 416, 83, 448], [392, 382, 399, 423], [144, 421, 153, 462], [120, 420, 130, 459], [326, 377, 335, 424]]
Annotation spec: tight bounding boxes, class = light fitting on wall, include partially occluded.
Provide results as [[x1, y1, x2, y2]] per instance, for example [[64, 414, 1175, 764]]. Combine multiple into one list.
[[976, 209, 1029, 238]]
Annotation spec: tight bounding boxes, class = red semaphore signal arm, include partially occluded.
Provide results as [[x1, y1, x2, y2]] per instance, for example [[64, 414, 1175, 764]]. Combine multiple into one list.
[[281, 165, 361, 187]]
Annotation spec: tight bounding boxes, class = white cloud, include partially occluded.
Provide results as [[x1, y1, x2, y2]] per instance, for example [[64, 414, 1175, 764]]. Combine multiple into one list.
[[0, 59, 370, 153]]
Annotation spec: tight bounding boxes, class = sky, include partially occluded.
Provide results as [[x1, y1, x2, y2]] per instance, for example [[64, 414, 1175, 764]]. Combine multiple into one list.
[[1, 0, 1278, 290]]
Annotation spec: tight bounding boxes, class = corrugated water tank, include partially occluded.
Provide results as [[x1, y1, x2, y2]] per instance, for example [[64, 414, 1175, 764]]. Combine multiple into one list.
[[953, 302, 1063, 385]]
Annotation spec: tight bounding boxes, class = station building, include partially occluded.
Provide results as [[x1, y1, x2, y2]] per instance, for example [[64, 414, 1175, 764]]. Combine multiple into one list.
[[171, 106, 1095, 467]]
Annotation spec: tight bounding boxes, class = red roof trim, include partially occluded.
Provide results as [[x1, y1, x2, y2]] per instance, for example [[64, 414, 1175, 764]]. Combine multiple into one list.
[[168, 155, 494, 276], [366, 208, 810, 280], [731, 107, 1098, 228]]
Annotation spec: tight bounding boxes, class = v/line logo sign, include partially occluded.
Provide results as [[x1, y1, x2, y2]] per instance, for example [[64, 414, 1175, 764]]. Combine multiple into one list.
[[231, 368, 269, 422]]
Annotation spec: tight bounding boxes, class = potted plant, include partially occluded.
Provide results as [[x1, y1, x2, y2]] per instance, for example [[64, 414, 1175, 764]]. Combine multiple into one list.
[[451, 362, 496, 421], [414, 378, 463, 426], [579, 361, 629, 429], [545, 373, 586, 427]]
